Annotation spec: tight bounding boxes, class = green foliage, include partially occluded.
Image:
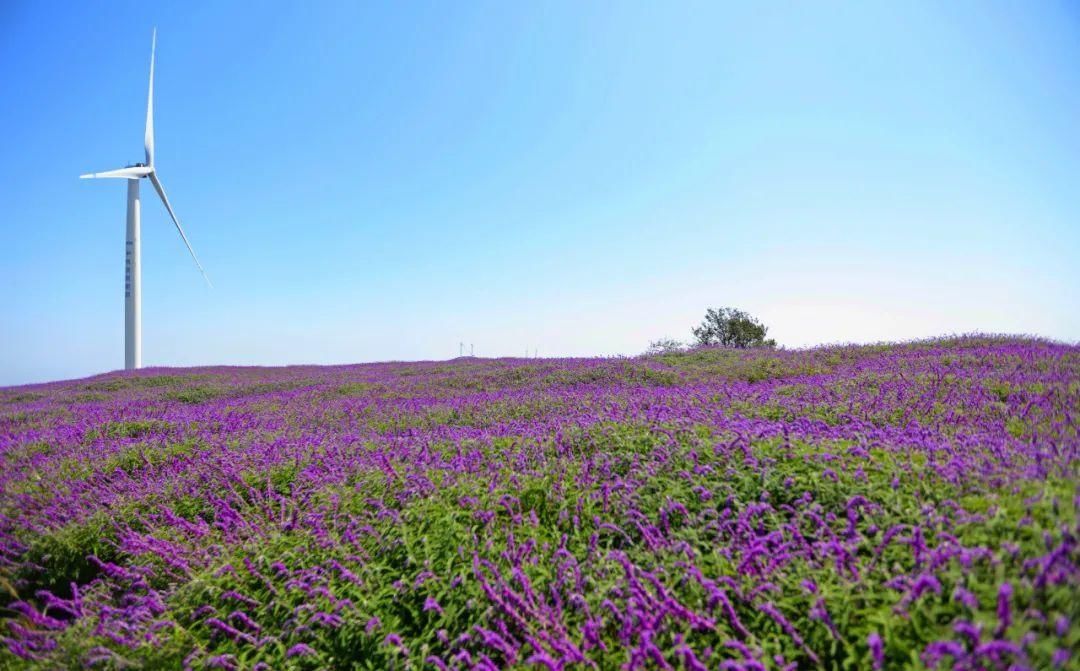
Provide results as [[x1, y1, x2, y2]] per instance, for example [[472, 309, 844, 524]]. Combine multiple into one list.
[[6, 513, 120, 606], [654, 347, 819, 382], [72, 392, 108, 403], [85, 419, 171, 442], [102, 437, 207, 474], [541, 362, 681, 388], [242, 461, 301, 496], [84, 375, 193, 392], [334, 382, 374, 396], [165, 386, 224, 404], [0, 392, 44, 404]]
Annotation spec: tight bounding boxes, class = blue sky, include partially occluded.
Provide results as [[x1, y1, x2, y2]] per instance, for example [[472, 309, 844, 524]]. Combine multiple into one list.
[[2, 1, 1078, 385]]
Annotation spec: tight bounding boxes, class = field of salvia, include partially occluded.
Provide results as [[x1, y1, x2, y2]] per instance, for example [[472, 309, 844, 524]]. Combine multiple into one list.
[[0, 336, 1077, 670]]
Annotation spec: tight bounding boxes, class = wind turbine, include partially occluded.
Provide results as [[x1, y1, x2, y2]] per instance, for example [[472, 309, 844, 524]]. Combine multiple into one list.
[[81, 29, 209, 370]]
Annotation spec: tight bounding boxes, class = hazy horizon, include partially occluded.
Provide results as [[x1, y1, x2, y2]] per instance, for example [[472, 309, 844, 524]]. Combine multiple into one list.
[[3, 2, 1079, 386], [4, 332, 1075, 390]]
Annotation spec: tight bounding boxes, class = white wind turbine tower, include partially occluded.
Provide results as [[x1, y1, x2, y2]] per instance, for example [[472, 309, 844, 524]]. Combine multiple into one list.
[[81, 29, 210, 370]]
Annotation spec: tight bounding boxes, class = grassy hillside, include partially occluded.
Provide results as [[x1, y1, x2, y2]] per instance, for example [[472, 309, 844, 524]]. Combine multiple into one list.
[[0, 337, 1077, 669]]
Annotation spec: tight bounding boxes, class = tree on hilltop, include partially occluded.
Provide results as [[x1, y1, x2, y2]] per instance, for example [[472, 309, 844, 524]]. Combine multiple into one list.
[[692, 307, 776, 348]]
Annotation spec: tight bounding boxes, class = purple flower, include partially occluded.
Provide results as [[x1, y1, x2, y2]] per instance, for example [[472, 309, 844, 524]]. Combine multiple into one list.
[[953, 586, 979, 609], [286, 644, 316, 658], [423, 596, 444, 616], [910, 573, 942, 600], [1055, 615, 1070, 638], [923, 640, 964, 666], [868, 632, 884, 670], [953, 620, 981, 645]]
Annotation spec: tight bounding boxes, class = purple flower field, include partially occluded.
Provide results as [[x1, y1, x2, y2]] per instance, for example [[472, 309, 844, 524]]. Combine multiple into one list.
[[0, 336, 1077, 669]]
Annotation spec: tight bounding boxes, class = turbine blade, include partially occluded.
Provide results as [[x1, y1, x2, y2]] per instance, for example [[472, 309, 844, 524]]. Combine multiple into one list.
[[144, 28, 156, 167], [149, 172, 212, 288], [80, 166, 153, 179]]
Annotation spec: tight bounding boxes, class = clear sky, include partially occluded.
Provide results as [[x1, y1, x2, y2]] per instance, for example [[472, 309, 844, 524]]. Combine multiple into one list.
[[2, 1, 1078, 385]]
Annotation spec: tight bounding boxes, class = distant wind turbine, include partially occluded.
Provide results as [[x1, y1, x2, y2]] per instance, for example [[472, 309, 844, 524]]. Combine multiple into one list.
[[81, 29, 209, 370]]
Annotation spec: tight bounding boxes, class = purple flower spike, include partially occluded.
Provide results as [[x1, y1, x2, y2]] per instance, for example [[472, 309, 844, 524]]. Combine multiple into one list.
[[868, 631, 884, 670], [996, 582, 1013, 637], [286, 643, 316, 658]]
